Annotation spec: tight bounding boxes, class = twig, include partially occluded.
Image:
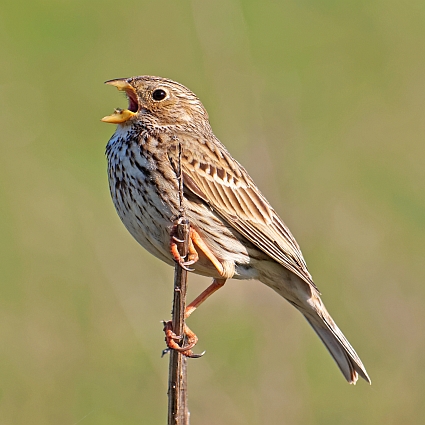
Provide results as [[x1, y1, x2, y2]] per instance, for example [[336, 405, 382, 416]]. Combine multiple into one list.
[[167, 143, 190, 425]]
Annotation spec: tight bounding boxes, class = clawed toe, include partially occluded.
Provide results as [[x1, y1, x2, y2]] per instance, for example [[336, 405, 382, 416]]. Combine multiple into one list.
[[162, 321, 203, 358], [179, 258, 195, 271], [170, 241, 195, 272], [169, 225, 200, 272], [172, 235, 185, 243], [179, 262, 195, 272]]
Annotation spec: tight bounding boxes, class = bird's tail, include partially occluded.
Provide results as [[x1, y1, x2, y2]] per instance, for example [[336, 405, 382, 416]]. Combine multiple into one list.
[[303, 299, 371, 384], [259, 269, 370, 384]]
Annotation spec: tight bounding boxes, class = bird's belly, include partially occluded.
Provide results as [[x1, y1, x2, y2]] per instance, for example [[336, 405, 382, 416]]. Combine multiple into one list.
[[110, 176, 260, 279], [109, 179, 177, 266], [107, 134, 181, 265]]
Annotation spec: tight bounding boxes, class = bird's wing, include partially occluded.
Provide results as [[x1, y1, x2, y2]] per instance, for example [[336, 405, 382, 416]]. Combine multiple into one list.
[[169, 135, 318, 291]]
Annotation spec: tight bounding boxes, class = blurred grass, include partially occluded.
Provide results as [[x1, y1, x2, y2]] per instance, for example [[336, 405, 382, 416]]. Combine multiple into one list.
[[1, 0, 425, 423]]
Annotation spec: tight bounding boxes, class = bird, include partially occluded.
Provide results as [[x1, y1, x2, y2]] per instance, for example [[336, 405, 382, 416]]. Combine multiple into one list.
[[102, 75, 371, 384]]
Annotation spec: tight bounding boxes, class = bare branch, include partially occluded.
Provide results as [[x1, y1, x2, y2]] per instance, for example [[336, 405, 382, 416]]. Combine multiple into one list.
[[167, 143, 190, 425]]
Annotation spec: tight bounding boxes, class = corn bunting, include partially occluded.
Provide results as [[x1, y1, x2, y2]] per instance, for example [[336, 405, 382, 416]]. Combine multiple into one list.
[[102, 76, 370, 384]]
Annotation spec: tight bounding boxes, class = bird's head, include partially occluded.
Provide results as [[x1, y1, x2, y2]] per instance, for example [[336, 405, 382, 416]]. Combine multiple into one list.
[[101, 76, 210, 132]]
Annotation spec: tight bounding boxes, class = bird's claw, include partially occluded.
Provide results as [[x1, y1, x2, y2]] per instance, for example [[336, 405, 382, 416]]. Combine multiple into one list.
[[178, 259, 195, 272], [170, 242, 196, 271], [169, 224, 199, 272], [162, 320, 203, 358], [172, 235, 185, 243]]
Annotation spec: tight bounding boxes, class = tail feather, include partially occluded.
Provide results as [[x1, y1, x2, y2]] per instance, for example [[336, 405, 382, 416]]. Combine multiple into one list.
[[304, 313, 371, 384], [259, 271, 370, 384]]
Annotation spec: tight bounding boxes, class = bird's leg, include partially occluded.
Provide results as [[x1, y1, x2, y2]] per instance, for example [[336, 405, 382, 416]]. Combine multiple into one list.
[[185, 278, 227, 318], [163, 277, 227, 358], [166, 226, 227, 357], [163, 278, 227, 357], [189, 228, 225, 275], [170, 226, 226, 274], [184, 227, 227, 316]]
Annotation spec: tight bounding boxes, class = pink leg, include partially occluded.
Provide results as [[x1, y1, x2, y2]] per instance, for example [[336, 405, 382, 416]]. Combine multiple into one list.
[[166, 226, 227, 356]]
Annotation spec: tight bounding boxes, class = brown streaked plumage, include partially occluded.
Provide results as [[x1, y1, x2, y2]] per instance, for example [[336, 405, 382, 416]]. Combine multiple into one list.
[[103, 75, 371, 384]]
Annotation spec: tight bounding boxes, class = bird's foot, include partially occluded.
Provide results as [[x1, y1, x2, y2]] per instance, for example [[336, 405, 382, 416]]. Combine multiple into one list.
[[169, 226, 199, 271], [162, 320, 204, 358]]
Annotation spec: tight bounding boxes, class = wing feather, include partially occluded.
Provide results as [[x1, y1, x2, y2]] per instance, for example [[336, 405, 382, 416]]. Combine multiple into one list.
[[173, 135, 317, 290]]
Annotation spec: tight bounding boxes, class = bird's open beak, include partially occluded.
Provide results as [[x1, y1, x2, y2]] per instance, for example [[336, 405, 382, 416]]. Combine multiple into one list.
[[101, 79, 138, 124]]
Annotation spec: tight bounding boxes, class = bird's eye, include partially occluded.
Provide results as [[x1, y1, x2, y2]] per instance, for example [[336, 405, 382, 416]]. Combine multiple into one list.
[[152, 89, 167, 101]]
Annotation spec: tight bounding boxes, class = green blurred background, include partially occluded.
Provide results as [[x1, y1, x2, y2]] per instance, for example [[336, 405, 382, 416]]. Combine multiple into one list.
[[1, 0, 424, 423]]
